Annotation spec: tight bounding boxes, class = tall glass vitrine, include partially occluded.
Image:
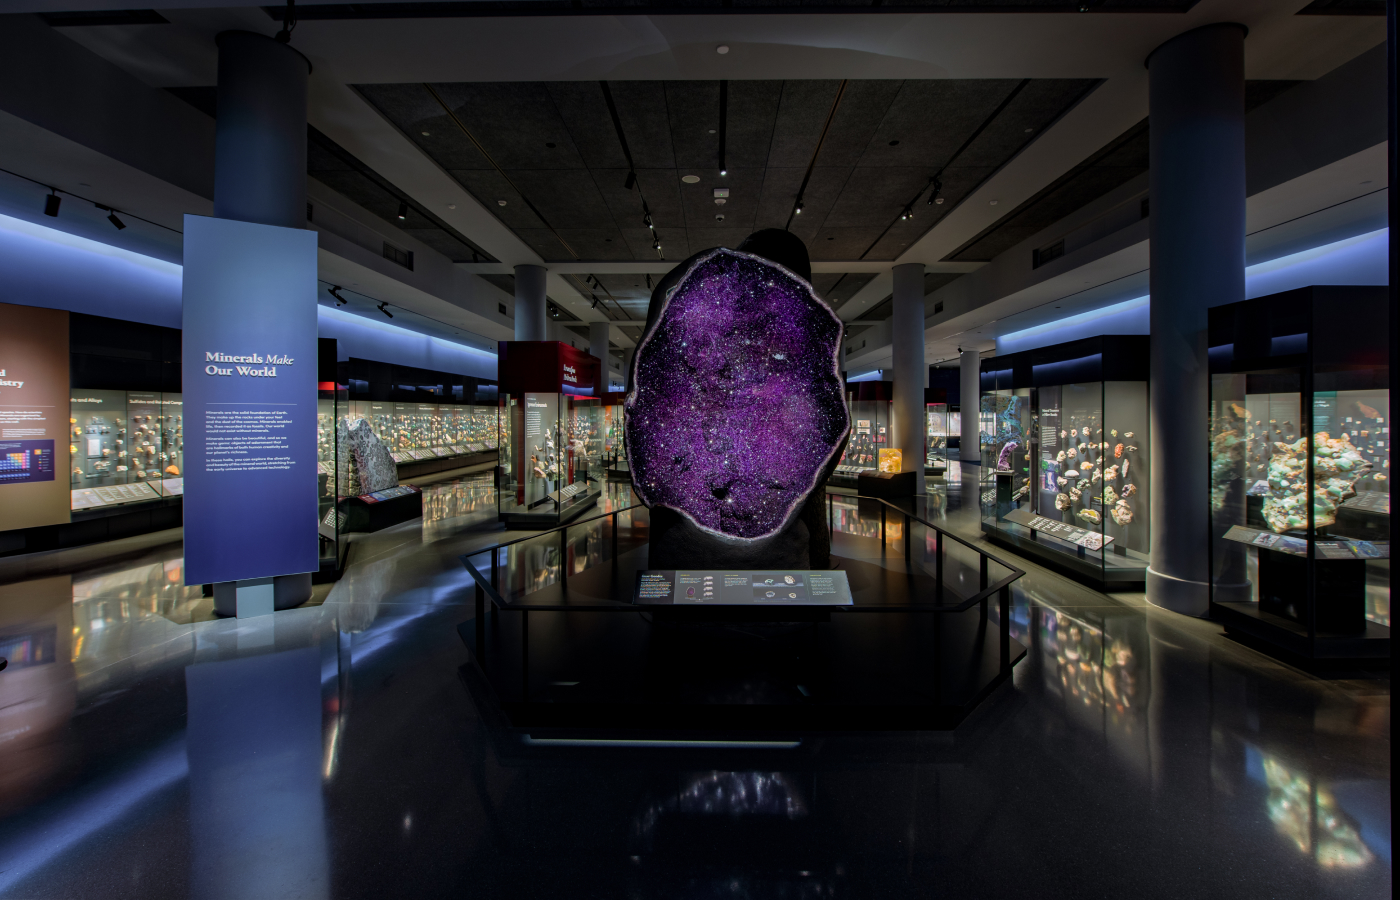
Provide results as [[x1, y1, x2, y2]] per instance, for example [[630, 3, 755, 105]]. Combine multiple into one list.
[[979, 336, 1151, 588], [1209, 286, 1389, 660]]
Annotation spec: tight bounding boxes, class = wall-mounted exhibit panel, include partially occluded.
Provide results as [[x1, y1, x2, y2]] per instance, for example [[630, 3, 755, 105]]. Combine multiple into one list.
[[979, 336, 1151, 588], [0, 303, 70, 530], [1209, 286, 1389, 659]]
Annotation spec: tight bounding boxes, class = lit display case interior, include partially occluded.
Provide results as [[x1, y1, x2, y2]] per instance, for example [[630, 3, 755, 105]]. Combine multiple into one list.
[[1208, 286, 1389, 657], [69, 391, 184, 511]]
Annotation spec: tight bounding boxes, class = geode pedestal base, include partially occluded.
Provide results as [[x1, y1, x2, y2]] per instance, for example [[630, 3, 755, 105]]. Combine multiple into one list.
[[646, 490, 832, 571]]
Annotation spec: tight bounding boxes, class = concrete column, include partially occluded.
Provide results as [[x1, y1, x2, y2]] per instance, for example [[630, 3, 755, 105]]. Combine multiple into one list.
[[891, 263, 926, 493], [1146, 23, 1247, 616], [589, 321, 611, 383], [211, 30, 313, 610], [959, 348, 980, 466], [213, 32, 310, 229], [514, 264, 548, 341]]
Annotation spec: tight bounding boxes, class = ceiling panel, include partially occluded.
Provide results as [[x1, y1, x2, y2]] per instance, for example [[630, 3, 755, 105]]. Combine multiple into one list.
[[357, 76, 1101, 265]]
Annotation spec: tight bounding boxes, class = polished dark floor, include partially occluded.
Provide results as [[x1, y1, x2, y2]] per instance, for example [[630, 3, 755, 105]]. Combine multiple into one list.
[[0, 469, 1389, 899]]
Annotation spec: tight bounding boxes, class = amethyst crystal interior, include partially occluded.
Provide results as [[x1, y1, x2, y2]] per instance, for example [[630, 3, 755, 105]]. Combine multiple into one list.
[[625, 248, 849, 540]]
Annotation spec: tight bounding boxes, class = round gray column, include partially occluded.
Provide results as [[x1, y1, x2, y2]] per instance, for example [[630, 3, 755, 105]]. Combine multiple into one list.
[[1146, 23, 1247, 616], [514, 264, 548, 341], [589, 320, 611, 378], [210, 30, 313, 611], [959, 348, 981, 467], [891, 264, 926, 494], [213, 32, 310, 230]]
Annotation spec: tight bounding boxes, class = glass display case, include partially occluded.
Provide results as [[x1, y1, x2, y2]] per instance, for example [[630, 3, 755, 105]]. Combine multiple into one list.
[[69, 390, 184, 511], [1208, 286, 1389, 659], [926, 388, 949, 474], [979, 336, 1151, 587], [599, 390, 628, 475], [497, 341, 605, 527], [832, 381, 892, 483], [317, 384, 348, 576], [344, 400, 497, 463]]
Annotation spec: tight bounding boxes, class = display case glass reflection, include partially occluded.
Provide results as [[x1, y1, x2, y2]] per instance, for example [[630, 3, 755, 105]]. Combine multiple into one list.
[[926, 401, 949, 470], [1208, 286, 1389, 655], [978, 337, 1151, 586], [343, 400, 497, 464], [69, 390, 184, 510]]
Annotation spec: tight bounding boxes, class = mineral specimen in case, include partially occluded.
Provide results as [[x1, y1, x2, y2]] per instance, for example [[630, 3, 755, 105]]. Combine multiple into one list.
[[626, 231, 848, 568]]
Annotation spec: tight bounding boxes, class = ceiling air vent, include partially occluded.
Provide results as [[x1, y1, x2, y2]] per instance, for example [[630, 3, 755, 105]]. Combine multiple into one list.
[[383, 242, 414, 271], [1032, 238, 1064, 270]]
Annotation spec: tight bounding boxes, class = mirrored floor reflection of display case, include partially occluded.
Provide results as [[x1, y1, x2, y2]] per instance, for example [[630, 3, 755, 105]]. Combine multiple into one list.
[[1208, 286, 1389, 661], [979, 336, 1151, 588], [69, 390, 184, 512]]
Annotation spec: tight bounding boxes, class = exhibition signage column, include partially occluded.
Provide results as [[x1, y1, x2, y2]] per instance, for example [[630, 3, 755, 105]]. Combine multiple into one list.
[[182, 215, 319, 605]]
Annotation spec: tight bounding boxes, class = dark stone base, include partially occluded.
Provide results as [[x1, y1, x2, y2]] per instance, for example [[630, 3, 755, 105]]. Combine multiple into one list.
[[647, 488, 832, 571]]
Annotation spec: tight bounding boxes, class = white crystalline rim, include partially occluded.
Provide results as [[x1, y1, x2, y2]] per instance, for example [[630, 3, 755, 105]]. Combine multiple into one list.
[[623, 247, 852, 542]]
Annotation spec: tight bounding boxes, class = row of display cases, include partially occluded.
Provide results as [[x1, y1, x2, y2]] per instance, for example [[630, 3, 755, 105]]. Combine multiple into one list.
[[68, 390, 184, 511], [830, 383, 951, 479], [977, 287, 1389, 661]]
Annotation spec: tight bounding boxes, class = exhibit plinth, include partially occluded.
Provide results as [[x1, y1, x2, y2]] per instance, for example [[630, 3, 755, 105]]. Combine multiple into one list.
[[457, 498, 1026, 733]]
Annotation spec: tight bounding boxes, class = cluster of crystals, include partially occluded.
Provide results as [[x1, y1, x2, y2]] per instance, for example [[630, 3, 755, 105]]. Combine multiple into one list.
[[1262, 432, 1371, 532], [625, 249, 848, 539]]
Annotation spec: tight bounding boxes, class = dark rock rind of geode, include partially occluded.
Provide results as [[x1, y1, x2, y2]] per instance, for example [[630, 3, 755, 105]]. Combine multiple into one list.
[[626, 231, 847, 571]]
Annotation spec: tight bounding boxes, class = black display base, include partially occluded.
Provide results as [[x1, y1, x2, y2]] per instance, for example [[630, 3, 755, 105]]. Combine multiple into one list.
[[341, 488, 423, 533], [1257, 546, 1367, 634], [499, 489, 601, 530], [397, 450, 496, 480], [1213, 600, 1390, 662], [982, 523, 1146, 590], [458, 537, 1025, 732], [856, 470, 917, 499]]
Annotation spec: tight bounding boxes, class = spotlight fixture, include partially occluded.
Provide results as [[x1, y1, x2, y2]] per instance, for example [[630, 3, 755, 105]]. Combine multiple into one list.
[[900, 206, 913, 221], [107, 210, 126, 230], [645, 274, 653, 290], [44, 191, 60, 217], [590, 296, 600, 309], [794, 200, 804, 215], [652, 237, 661, 251], [377, 302, 393, 319], [720, 169, 727, 176], [329, 285, 347, 306], [397, 201, 408, 220], [927, 177, 944, 206], [624, 171, 637, 191], [643, 214, 654, 230]]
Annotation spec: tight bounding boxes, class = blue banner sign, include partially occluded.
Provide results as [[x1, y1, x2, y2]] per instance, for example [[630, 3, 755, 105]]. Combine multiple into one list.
[[182, 216, 318, 584]]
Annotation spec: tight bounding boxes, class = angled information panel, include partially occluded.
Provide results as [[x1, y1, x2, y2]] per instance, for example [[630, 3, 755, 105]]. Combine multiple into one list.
[[635, 570, 853, 605], [181, 216, 318, 585]]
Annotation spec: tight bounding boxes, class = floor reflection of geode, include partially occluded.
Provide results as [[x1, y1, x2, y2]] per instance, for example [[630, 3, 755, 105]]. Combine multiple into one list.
[[625, 247, 848, 541]]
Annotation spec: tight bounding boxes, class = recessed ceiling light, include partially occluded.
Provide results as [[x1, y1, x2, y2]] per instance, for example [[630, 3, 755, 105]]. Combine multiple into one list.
[[708, 129, 717, 134], [448, 204, 456, 209], [716, 44, 729, 54], [1024, 128, 1033, 133], [681, 175, 701, 184], [422, 131, 430, 136], [990, 200, 999, 206], [498, 200, 508, 207]]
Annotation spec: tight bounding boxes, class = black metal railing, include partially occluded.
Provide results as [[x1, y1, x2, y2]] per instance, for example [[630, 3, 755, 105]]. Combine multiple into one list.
[[461, 493, 1026, 677]]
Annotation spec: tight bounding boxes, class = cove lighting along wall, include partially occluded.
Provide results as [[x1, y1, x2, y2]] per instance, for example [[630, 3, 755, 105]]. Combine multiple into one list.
[[0, 212, 496, 380], [995, 228, 1389, 356]]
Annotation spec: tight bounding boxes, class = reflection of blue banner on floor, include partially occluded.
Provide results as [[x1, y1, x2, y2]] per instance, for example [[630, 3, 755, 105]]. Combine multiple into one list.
[[182, 216, 318, 585]]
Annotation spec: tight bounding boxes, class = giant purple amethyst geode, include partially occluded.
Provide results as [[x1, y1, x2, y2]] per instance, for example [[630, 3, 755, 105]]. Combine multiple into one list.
[[625, 248, 848, 540]]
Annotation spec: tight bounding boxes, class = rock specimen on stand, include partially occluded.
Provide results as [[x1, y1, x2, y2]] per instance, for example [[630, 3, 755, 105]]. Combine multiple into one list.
[[626, 231, 848, 568], [1263, 432, 1371, 532], [346, 418, 399, 494]]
